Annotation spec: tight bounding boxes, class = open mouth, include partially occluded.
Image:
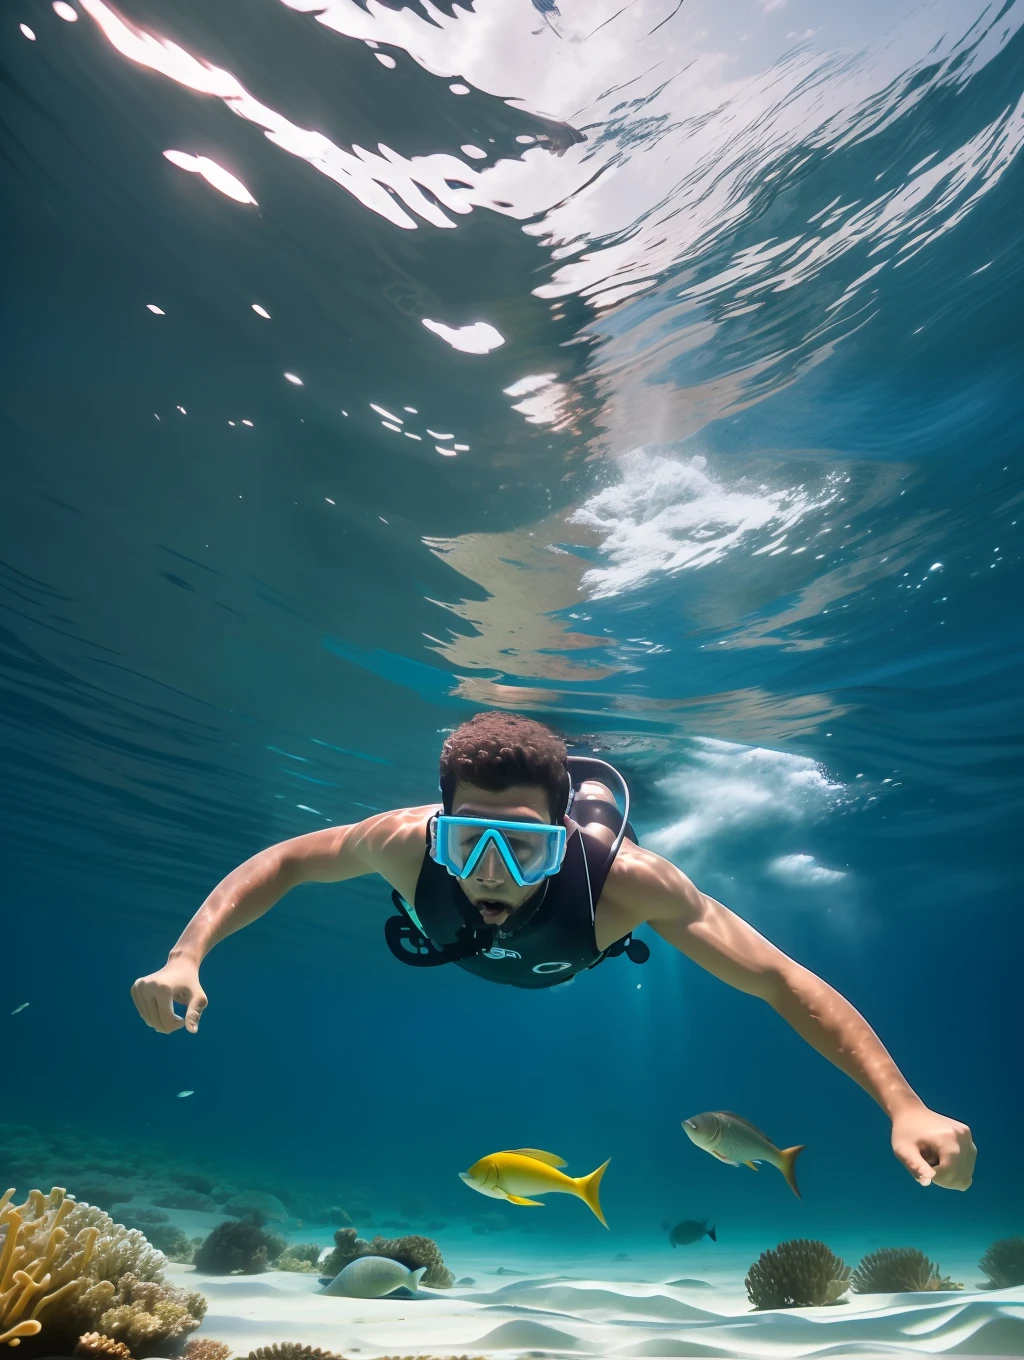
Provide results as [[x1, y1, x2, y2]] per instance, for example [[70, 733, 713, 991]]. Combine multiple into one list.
[[477, 902, 509, 917]]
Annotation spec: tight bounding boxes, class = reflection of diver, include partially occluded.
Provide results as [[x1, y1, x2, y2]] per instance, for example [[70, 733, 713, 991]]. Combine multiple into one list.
[[133, 711, 976, 1193]]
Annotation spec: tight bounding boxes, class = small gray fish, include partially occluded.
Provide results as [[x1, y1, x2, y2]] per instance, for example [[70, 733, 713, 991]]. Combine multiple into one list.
[[682, 1110, 806, 1198], [321, 1255, 425, 1298], [10, 1002, 29, 1015], [669, 1218, 716, 1246]]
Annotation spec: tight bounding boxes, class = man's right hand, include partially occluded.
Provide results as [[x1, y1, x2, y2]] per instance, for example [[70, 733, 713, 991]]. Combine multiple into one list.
[[131, 959, 207, 1034]]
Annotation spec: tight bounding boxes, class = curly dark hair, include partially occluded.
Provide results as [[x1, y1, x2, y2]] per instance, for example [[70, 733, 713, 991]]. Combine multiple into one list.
[[439, 712, 570, 818]]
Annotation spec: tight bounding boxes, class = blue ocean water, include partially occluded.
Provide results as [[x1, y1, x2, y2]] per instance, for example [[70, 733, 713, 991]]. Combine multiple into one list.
[[1, 0, 1022, 1317]]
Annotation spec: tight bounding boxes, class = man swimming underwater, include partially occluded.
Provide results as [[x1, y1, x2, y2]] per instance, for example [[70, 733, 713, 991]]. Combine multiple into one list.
[[133, 711, 975, 1191]]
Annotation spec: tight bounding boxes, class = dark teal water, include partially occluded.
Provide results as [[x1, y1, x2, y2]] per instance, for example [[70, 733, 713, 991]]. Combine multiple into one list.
[[1, 0, 1021, 1261]]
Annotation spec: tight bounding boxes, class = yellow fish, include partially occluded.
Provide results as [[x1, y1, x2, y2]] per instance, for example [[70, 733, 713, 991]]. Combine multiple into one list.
[[459, 1148, 610, 1227]]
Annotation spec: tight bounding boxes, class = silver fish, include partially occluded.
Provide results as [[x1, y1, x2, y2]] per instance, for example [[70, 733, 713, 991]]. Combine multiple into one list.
[[321, 1255, 426, 1298], [682, 1110, 806, 1198]]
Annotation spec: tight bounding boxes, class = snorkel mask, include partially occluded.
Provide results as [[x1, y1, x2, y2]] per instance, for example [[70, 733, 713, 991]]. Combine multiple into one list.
[[431, 754, 630, 888], [431, 815, 567, 888]]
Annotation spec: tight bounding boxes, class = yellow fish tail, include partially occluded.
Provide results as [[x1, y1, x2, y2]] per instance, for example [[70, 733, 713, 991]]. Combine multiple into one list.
[[574, 1157, 611, 1228], [777, 1144, 806, 1199]]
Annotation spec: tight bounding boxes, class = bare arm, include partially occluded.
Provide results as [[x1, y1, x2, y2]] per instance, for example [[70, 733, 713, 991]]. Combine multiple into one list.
[[132, 806, 431, 1034], [600, 842, 976, 1189]]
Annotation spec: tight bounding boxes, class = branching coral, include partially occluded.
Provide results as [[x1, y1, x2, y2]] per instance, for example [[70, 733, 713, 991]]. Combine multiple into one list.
[[243, 1346, 342, 1360], [182, 1338, 230, 1360], [0, 1188, 206, 1358], [59, 1204, 165, 1286], [75, 1332, 133, 1360], [745, 1239, 851, 1309], [979, 1236, 1024, 1288], [96, 1275, 206, 1359], [1, 1187, 111, 1349], [319, 1229, 453, 1288], [193, 1218, 283, 1276], [125, 1225, 194, 1264], [851, 1247, 962, 1293]]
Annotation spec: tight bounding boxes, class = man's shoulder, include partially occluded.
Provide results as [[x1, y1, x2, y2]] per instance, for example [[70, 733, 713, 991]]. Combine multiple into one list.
[[360, 803, 436, 849], [595, 839, 699, 927], [353, 804, 436, 899]]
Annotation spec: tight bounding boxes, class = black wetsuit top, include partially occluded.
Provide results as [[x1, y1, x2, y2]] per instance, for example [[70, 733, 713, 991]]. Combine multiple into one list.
[[407, 807, 635, 990]]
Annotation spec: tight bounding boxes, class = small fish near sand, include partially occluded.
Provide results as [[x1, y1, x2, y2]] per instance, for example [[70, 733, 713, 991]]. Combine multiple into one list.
[[669, 1218, 716, 1247], [321, 1255, 426, 1298], [682, 1111, 805, 1198], [460, 1147, 610, 1226]]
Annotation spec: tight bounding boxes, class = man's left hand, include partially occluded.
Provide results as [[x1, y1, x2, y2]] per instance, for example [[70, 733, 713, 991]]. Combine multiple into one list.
[[891, 1105, 976, 1189]]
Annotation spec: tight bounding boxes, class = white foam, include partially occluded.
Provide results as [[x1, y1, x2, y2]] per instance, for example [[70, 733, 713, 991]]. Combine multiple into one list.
[[569, 449, 838, 598], [770, 852, 847, 885], [647, 737, 844, 857]]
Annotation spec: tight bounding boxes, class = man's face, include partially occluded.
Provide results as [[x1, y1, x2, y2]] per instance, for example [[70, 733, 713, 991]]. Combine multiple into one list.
[[451, 780, 556, 927]]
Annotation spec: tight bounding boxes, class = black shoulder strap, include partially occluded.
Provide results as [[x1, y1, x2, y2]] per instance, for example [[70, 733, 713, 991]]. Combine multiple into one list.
[[577, 828, 650, 969]]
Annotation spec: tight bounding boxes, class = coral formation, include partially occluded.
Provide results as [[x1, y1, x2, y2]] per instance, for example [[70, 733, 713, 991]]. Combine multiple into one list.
[[2, 1187, 101, 1349], [182, 1338, 231, 1360], [979, 1236, 1024, 1288], [0, 1187, 205, 1357], [243, 1346, 341, 1360], [320, 1229, 453, 1288], [193, 1217, 284, 1275], [95, 1275, 206, 1359], [273, 1244, 321, 1274], [75, 1333, 133, 1360], [123, 1225, 195, 1263], [851, 1247, 962, 1292], [745, 1239, 851, 1309], [319, 1228, 363, 1276]]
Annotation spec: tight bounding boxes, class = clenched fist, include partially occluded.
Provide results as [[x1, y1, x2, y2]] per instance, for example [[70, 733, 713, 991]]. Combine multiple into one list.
[[132, 958, 207, 1034]]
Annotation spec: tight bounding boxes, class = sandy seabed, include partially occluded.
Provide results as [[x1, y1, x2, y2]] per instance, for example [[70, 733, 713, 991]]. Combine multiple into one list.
[[168, 1230, 1024, 1360]]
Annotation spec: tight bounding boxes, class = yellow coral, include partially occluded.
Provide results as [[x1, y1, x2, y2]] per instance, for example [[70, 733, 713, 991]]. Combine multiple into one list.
[[75, 1332, 133, 1360], [1, 1187, 205, 1357], [1, 1187, 104, 1347], [96, 1275, 206, 1358], [182, 1340, 230, 1360]]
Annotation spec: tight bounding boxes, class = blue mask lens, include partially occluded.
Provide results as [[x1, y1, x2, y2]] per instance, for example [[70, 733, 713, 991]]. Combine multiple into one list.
[[431, 816, 567, 887]]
